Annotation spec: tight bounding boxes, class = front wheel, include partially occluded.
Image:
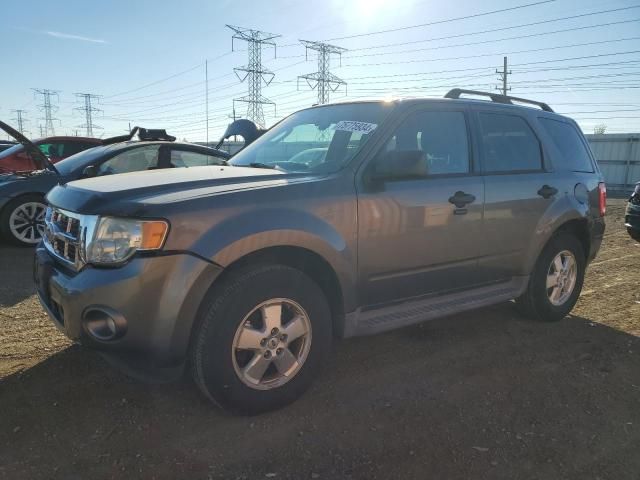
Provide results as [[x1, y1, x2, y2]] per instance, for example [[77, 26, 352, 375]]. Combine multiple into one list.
[[516, 233, 586, 322], [0, 195, 47, 246], [190, 264, 332, 414]]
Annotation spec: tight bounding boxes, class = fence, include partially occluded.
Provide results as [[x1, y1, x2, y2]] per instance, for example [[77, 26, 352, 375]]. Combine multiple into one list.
[[586, 134, 640, 195]]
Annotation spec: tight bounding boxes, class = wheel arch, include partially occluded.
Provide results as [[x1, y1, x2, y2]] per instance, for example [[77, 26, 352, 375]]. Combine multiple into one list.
[[202, 245, 347, 338]]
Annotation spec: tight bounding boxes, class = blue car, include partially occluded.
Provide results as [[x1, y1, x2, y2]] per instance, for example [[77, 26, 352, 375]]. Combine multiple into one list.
[[0, 123, 229, 246]]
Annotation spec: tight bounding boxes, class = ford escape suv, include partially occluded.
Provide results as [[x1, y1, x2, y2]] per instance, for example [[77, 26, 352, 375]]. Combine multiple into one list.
[[34, 89, 606, 414]]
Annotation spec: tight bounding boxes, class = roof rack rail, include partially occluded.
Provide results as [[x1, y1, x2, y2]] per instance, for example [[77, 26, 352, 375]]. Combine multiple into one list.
[[444, 88, 554, 112]]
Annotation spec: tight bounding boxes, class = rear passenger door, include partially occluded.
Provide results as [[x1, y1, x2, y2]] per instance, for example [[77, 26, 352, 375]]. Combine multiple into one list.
[[476, 110, 556, 282], [357, 107, 485, 306]]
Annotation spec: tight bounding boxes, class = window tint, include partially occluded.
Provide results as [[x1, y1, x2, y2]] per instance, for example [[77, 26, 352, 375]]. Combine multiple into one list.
[[538, 118, 593, 172], [479, 113, 542, 173], [97, 145, 161, 175], [170, 149, 225, 167], [377, 110, 470, 177], [63, 142, 96, 157]]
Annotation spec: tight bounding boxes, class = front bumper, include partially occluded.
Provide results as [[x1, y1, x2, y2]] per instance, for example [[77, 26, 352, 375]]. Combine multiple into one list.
[[34, 245, 223, 367]]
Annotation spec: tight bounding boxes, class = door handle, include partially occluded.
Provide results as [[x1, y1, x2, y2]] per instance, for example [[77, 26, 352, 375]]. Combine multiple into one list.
[[537, 185, 558, 199], [448, 191, 476, 208]]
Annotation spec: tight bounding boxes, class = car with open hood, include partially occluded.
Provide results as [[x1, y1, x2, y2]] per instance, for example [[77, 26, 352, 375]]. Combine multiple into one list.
[[626, 181, 640, 241], [0, 121, 230, 246], [0, 134, 101, 173]]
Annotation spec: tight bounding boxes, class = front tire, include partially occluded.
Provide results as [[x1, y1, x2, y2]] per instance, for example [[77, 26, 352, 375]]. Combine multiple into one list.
[[0, 195, 47, 246], [516, 233, 586, 322], [627, 227, 640, 242], [190, 264, 332, 414]]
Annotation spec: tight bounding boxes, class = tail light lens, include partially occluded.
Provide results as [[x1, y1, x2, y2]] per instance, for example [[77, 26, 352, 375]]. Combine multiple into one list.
[[598, 182, 607, 217]]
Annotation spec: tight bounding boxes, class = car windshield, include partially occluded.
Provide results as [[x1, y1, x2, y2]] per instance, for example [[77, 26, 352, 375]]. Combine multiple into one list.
[[229, 102, 395, 173], [0, 143, 24, 159], [54, 145, 110, 175]]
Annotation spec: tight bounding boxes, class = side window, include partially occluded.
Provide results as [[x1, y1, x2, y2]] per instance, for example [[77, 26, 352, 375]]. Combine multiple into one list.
[[375, 110, 470, 177], [170, 150, 224, 167], [38, 143, 63, 158], [63, 142, 95, 157], [538, 118, 594, 172], [97, 145, 161, 176], [479, 113, 542, 173]]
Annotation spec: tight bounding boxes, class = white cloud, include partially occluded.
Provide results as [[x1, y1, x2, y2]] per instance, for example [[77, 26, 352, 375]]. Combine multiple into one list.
[[45, 31, 107, 44]]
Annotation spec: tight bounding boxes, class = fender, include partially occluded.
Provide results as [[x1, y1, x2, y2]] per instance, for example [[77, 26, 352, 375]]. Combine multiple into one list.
[[189, 207, 358, 312], [522, 191, 591, 274]]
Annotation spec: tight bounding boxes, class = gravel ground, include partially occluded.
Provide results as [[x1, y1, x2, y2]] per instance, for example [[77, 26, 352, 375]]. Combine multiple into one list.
[[1, 199, 638, 480]]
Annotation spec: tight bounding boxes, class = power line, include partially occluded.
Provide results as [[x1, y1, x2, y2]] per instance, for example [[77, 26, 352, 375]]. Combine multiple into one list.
[[298, 40, 347, 104], [74, 93, 103, 137], [346, 7, 640, 53], [227, 25, 281, 127], [32, 89, 60, 136], [323, 0, 557, 41]]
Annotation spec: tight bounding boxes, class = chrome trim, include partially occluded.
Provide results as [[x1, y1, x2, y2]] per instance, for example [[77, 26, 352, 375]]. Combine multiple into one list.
[[43, 207, 99, 271]]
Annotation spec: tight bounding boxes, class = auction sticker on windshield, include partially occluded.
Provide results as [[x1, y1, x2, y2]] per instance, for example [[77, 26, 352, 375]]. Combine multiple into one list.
[[333, 121, 378, 134]]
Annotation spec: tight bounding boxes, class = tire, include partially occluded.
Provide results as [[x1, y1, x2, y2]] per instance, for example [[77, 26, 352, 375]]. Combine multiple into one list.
[[515, 233, 586, 322], [0, 195, 47, 246], [190, 264, 332, 414], [627, 227, 640, 242]]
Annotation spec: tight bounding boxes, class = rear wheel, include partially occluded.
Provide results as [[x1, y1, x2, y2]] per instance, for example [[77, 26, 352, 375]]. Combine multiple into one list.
[[627, 227, 640, 242], [516, 233, 585, 322], [190, 264, 332, 414], [0, 195, 47, 246]]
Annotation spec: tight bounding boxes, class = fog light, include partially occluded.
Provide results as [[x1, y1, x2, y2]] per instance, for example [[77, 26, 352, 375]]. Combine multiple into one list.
[[83, 307, 126, 341]]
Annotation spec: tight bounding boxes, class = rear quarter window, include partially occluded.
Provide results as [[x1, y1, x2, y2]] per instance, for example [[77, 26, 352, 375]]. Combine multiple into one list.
[[538, 118, 594, 172]]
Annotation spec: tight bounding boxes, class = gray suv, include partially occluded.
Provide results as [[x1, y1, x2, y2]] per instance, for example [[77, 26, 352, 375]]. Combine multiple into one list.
[[34, 89, 606, 414]]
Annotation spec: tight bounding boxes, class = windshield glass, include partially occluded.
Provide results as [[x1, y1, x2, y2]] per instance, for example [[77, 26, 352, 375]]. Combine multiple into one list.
[[55, 145, 110, 175], [0, 143, 24, 159], [229, 102, 394, 173]]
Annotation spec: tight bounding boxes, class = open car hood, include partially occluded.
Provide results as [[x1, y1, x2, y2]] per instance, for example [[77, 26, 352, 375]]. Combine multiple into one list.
[[216, 119, 266, 149]]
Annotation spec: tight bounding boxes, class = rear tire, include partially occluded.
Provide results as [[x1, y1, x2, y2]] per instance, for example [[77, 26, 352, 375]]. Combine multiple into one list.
[[190, 264, 332, 414], [627, 227, 640, 242], [0, 195, 47, 246], [515, 233, 585, 322]]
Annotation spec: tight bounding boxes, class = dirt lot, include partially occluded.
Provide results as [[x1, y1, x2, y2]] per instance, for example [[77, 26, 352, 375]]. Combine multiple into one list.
[[1, 199, 638, 480]]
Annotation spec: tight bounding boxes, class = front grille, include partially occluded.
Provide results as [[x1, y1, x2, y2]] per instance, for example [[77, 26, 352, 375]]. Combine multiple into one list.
[[43, 207, 94, 269]]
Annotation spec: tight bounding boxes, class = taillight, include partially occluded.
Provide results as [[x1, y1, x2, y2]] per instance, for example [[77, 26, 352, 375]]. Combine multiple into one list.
[[598, 182, 607, 217]]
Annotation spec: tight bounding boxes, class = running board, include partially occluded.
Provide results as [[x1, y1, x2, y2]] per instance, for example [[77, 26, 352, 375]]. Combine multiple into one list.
[[344, 276, 529, 337]]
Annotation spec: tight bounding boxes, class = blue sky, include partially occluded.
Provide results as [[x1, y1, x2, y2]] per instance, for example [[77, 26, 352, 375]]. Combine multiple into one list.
[[1, 0, 639, 141]]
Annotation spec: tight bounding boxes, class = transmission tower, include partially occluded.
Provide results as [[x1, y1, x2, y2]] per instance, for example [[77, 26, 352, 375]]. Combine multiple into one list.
[[74, 93, 103, 137], [227, 25, 280, 128], [495, 56, 512, 96], [32, 89, 60, 136], [11, 110, 28, 135], [298, 40, 347, 104]]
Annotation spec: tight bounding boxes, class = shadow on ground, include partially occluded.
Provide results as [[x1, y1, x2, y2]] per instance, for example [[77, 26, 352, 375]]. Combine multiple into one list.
[[1, 304, 639, 480]]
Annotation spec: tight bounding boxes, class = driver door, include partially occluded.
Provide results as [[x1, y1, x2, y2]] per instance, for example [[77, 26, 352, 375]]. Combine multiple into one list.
[[357, 108, 485, 306]]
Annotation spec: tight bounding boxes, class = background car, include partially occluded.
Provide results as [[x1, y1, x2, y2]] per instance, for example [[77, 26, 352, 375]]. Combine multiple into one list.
[[0, 135, 101, 173], [626, 181, 640, 241], [0, 125, 229, 246]]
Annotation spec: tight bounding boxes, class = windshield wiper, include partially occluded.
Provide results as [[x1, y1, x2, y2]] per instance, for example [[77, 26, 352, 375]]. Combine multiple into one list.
[[246, 162, 277, 170]]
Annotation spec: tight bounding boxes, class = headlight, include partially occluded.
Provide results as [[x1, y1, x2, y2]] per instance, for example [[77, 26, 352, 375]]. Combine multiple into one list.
[[86, 217, 169, 265]]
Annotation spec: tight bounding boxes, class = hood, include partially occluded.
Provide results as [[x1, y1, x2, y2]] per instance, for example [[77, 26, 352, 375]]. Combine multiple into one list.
[[46, 165, 317, 215]]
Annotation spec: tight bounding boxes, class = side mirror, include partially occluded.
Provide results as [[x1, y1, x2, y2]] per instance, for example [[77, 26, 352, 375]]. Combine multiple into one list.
[[368, 150, 427, 182], [81, 165, 98, 178]]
